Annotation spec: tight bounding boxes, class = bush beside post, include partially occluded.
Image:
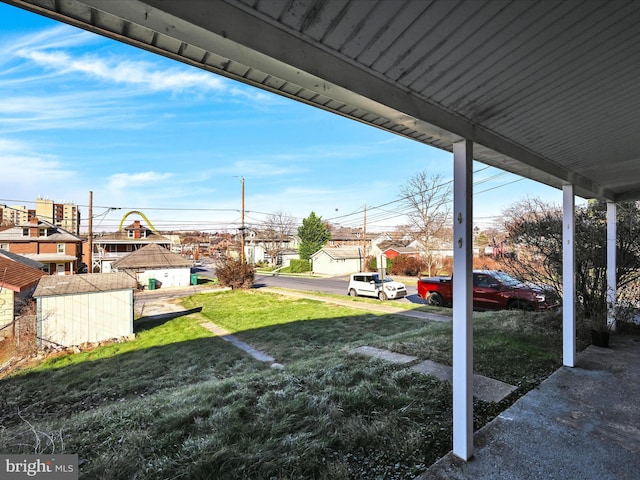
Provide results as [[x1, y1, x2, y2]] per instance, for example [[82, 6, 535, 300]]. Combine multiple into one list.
[[214, 257, 255, 289]]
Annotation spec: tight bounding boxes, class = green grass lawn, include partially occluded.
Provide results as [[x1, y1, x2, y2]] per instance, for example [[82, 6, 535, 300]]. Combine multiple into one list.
[[0, 289, 573, 479], [257, 285, 454, 315]]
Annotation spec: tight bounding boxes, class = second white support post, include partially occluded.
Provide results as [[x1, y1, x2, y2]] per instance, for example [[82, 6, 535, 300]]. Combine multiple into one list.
[[607, 201, 617, 329], [452, 139, 473, 460], [562, 184, 576, 367]]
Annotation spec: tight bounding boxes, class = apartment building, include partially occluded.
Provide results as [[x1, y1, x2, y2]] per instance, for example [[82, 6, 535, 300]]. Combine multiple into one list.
[[0, 197, 80, 234], [0, 204, 33, 226]]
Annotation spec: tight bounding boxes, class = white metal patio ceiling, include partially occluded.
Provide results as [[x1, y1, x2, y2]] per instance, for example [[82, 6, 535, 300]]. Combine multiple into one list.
[[6, 0, 640, 202]]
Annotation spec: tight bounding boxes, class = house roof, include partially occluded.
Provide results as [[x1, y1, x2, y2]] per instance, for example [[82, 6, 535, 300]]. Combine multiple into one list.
[[376, 240, 410, 250], [383, 246, 420, 255], [33, 272, 138, 297], [93, 229, 170, 244], [0, 220, 82, 243], [0, 249, 45, 270], [112, 243, 192, 269], [329, 228, 364, 241], [311, 247, 363, 260], [22, 254, 78, 263], [0, 256, 47, 293]]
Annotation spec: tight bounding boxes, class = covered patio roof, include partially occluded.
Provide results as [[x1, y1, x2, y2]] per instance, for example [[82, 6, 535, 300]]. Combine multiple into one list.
[[5, 0, 638, 465], [5, 0, 640, 201]]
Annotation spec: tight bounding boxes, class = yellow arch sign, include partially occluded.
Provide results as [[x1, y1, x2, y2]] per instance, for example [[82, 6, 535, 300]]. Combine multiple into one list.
[[119, 211, 159, 233]]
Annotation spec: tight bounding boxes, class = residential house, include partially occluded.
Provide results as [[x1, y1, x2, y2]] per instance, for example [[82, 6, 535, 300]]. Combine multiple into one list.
[[92, 220, 171, 273], [0, 248, 46, 271], [112, 243, 192, 289], [382, 246, 421, 260], [33, 272, 137, 347], [209, 233, 240, 258], [328, 227, 368, 249], [0, 218, 83, 275], [0, 256, 47, 337], [408, 237, 457, 259], [347, 232, 393, 260], [310, 247, 364, 276], [164, 234, 183, 254], [244, 228, 300, 266]]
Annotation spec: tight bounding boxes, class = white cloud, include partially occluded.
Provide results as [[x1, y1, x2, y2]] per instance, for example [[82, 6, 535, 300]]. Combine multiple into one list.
[[107, 171, 173, 190], [18, 49, 227, 93], [0, 139, 71, 182], [11, 24, 95, 51], [0, 24, 284, 135], [8, 24, 271, 100], [0, 93, 142, 133]]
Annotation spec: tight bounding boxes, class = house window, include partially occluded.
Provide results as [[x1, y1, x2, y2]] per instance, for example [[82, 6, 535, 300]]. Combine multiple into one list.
[[126, 245, 133, 252], [22, 228, 29, 237], [0, 243, 7, 251], [128, 230, 134, 238], [39, 228, 47, 237], [57, 243, 65, 254], [141, 230, 147, 238]]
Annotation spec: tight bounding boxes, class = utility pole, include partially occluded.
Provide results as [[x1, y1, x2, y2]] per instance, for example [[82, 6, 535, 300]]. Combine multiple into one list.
[[241, 176, 245, 263], [88, 191, 93, 274], [362, 204, 367, 272]]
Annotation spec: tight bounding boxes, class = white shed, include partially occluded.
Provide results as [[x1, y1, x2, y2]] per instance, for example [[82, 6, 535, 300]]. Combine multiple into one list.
[[112, 243, 192, 289], [33, 272, 137, 347], [310, 247, 363, 276]]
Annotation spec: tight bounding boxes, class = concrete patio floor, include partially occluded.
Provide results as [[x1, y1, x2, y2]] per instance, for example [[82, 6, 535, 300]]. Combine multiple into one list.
[[420, 335, 640, 480]]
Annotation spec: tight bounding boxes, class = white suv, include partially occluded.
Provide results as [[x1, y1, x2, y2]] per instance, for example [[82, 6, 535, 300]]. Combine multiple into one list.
[[347, 273, 407, 301]]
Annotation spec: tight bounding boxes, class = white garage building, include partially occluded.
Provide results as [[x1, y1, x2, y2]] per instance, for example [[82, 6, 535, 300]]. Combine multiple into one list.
[[310, 247, 363, 276], [33, 272, 137, 347], [113, 243, 193, 289]]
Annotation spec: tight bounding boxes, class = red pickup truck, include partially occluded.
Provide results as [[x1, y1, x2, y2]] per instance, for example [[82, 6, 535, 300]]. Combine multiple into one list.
[[417, 270, 556, 311]]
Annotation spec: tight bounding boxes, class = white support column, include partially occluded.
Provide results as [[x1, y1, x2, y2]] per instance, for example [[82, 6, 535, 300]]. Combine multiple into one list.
[[562, 185, 576, 367], [607, 201, 617, 329], [452, 139, 473, 460]]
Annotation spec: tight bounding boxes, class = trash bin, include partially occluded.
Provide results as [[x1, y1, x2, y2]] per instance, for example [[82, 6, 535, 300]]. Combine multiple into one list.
[[148, 278, 156, 290], [190, 273, 198, 286]]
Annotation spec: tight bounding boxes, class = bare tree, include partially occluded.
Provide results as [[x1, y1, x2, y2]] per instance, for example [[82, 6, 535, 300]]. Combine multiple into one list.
[[500, 197, 640, 329], [499, 197, 564, 293], [398, 171, 452, 276], [262, 211, 296, 266]]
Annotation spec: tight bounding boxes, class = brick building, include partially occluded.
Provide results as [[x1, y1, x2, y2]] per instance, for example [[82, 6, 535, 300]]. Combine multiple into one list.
[[0, 217, 83, 275]]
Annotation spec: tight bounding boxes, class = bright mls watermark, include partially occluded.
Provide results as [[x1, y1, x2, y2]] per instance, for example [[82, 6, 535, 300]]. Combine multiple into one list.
[[0, 455, 78, 479]]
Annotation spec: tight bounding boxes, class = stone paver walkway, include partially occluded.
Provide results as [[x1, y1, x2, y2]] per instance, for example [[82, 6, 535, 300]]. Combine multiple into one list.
[[199, 321, 276, 364], [352, 345, 517, 403], [352, 346, 418, 364], [411, 360, 517, 403], [136, 297, 279, 366]]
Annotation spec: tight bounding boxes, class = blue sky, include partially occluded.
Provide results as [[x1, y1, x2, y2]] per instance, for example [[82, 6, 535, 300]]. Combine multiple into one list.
[[0, 3, 568, 234]]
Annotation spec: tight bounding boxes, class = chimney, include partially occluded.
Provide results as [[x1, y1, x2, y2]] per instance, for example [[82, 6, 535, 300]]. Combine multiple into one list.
[[29, 216, 39, 237], [134, 220, 141, 239]]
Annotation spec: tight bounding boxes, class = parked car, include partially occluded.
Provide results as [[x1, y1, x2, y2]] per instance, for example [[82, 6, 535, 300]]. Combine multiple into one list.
[[347, 273, 407, 301], [417, 270, 557, 311]]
